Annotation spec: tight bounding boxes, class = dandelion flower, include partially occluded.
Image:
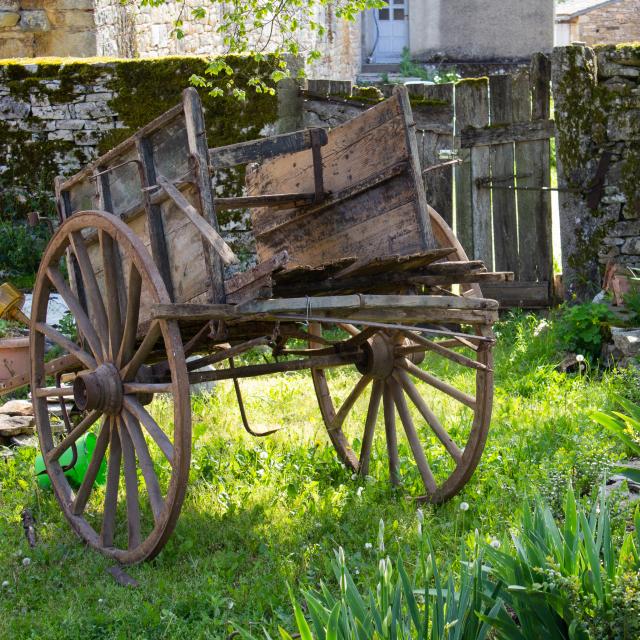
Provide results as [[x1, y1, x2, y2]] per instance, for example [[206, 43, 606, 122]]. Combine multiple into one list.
[[460, 502, 470, 512], [22, 557, 31, 567], [575, 354, 585, 363]]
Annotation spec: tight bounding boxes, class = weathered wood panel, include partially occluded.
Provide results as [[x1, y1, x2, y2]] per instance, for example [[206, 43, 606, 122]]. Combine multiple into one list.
[[455, 79, 489, 258], [416, 84, 454, 226], [489, 75, 518, 274], [248, 90, 435, 268]]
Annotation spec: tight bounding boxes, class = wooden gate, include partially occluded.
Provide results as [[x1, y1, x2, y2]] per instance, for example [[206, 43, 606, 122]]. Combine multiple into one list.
[[409, 54, 555, 307]]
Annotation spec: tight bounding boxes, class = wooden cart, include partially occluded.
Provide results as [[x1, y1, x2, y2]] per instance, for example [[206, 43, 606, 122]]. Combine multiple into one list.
[[0, 86, 512, 564]]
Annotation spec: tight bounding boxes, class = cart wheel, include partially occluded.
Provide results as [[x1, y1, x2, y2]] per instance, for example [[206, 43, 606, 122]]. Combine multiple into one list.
[[31, 210, 191, 564], [311, 209, 493, 503]]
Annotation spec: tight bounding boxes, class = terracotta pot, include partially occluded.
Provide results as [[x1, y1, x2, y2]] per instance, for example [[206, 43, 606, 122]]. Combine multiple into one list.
[[0, 336, 30, 382]]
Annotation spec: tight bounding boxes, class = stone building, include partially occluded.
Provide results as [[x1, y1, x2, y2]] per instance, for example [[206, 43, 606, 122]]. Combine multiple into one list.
[[0, 0, 555, 79], [555, 0, 640, 47]]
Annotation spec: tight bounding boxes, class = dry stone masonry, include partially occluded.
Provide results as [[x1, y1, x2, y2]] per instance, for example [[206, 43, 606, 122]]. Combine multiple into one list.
[[552, 44, 640, 300]]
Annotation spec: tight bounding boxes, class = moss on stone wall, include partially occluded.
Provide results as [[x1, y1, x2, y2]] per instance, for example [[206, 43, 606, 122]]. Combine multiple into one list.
[[0, 55, 280, 232]]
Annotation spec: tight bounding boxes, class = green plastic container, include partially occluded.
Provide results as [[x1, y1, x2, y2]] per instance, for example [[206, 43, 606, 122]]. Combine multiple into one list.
[[35, 432, 107, 490]]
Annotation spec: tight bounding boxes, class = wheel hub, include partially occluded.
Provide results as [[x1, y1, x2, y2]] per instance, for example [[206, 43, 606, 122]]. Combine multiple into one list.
[[357, 333, 396, 380], [73, 363, 123, 415]]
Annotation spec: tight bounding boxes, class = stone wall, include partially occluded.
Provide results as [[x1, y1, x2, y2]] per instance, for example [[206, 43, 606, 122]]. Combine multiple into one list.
[[0, 56, 280, 259], [552, 44, 640, 300], [576, 0, 640, 47], [0, 0, 96, 58]]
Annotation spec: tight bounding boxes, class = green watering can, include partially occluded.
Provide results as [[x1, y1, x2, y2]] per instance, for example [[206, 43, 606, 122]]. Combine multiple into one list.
[[35, 432, 107, 490]]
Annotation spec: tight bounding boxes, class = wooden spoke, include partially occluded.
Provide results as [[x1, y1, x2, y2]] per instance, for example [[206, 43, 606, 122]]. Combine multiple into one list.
[[329, 375, 373, 431], [32, 210, 191, 563], [34, 322, 97, 370], [395, 369, 463, 463], [99, 230, 124, 360], [359, 379, 383, 477], [101, 418, 121, 548], [338, 322, 359, 337], [69, 231, 109, 354], [436, 336, 479, 351], [122, 411, 164, 523], [399, 359, 476, 410], [383, 383, 401, 486], [123, 382, 173, 395], [123, 395, 174, 464], [399, 330, 489, 371], [71, 417, 110, 515], [388, 377, 438, 495], [117, 264, 142, 368], [34, 386, 75, 398], [46, 266, 104, 362], [121, 322, 161, 381], [46, 409, 102, 463], [119, 416, 142, 549]]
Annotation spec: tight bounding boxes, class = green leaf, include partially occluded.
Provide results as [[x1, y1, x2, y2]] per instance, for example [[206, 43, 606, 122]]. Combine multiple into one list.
[[325, 602, 340, 640]]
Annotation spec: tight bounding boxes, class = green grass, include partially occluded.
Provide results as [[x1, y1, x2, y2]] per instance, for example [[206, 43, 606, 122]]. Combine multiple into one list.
[[0, 312, 637, 639]]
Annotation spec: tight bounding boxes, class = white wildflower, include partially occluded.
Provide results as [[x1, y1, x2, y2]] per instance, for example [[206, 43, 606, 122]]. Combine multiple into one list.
[[356, 486, 364, 497], [460, 502, 470, 512], [259, 451, 268, 459], [22, 557, 31, 567], [228, 600, 234, 610], [364, 542, 373, 550], [490, 539, 501, 549], [1, 581, 9, 588], [98, 599, 104, 604], [575, 354, 585, 363]]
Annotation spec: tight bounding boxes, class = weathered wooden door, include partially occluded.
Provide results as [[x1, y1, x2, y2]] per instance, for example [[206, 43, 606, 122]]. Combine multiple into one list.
[[410, 54, 555, 307]]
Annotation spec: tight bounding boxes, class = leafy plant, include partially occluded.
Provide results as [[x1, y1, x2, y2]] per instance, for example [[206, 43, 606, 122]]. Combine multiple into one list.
[[592, 395, 640, 484], [556, 302, 616, 359], [398, 48, 460, 84], [239, 519, 499, 640], [482, 487, 640, 640]]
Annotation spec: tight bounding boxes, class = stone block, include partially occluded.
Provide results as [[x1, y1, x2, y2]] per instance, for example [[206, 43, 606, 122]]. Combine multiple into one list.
[[612, 328, 640, 358], [73, 129, 99, 145], [0, 399, 32, 416], [47, 128, 73, 141], [612, 219, 640, 236], [607, 110, 640, 140], [19, 10, 49, 31], [0, 95, 29, 119], [32, 104, 70, 119], [48, 9, 94, 29], [0, 0, 20, 10], [57, 118, 86, 130], [0, 10, 19, 27], [621, 237, 640, 254], [73, 101, 113, 119], [0, 415, 34, 436]]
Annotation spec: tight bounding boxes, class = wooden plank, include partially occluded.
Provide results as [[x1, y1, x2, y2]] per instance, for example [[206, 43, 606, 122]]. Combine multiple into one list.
[[209, 128, 328, 168], [460, 119, 555, 147], [136, 136, 175, 299], [156, 174, 238, 266], [463, 79, 491, 266], [214, 193, 316, 210], [393, 86, 436, 249], [247, 93, 434, 267], [252, 161, 408, 239], [513, 57, 553, 287], [455, 78, 489, 258], [418, 83, 454, 226], [183, 87, 226, 305], [489, 75, 519, 274], [481, 281, 550, 308]]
